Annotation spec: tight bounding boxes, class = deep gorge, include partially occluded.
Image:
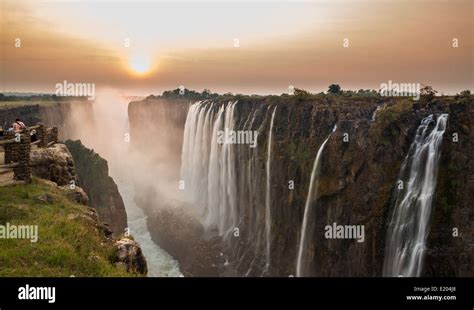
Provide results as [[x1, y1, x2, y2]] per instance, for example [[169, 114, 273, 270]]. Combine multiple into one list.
[[2, 94, 471, 277], [127, 95, 472, 277]]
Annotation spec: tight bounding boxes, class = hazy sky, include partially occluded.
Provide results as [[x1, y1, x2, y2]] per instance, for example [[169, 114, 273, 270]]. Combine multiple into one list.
[[1, 0, 472, 95]]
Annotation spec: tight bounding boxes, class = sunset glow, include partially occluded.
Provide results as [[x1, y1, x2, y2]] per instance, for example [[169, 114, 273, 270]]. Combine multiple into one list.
[[0, 0, 472, 95], [129, 53, 153, 76]]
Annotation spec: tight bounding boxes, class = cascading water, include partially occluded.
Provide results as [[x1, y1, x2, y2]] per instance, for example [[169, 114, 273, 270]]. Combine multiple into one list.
[[241, 109, 267, 275], [383, 114, 448, 277], [371, 104, 386, 122], [296, 125, 337, 277], [264, 106, 277, 272], [181, 101, 239, 237], [181, 101, 276, 274]]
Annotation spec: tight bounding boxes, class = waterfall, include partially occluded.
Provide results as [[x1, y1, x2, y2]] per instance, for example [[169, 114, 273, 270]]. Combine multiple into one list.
[[181, 101, 240, 237], [181, 101, 280, 274], [264, 106, 277, 272], [383, 114, 448, 277], [296, 124, 337, 277], [371, 104, 385, 122]]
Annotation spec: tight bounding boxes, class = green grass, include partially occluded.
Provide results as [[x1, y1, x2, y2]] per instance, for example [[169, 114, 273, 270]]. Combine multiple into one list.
[[0, 178, 133, 277]]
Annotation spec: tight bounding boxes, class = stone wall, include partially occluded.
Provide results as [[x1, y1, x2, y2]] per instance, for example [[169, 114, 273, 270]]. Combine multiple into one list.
[[3, 125, 58, 183], [3, 130, 31, 182]]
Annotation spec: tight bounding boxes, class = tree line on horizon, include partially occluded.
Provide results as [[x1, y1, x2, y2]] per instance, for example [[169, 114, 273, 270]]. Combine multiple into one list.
[[0, 85, 470, 102], [151, 84, 471, 101]]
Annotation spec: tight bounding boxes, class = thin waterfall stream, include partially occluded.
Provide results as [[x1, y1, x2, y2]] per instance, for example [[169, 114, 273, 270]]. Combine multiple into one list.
[[296, 125, 337, 277]]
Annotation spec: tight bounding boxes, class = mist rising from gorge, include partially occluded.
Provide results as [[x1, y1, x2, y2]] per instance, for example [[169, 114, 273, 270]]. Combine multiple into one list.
[[63, 89, 184, 209], [60, 89, 191, 276]]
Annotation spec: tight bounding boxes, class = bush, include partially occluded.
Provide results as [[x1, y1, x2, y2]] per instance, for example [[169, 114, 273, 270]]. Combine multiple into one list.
[[371, 99, 413, 144]]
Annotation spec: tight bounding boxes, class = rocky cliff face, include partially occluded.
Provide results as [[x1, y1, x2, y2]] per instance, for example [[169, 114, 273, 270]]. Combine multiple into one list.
[[29, 140, 128, 237], [65, 140, 128, 236], [115, 237, 148, 274], [146, 204, 226, 277], [424, 103, 473, 276], [129, 95, 472, 277], [307, 102, 427, 276]]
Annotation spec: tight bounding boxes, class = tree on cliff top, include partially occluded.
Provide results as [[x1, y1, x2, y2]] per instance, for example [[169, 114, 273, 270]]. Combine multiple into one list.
[[161, 88, 218, 100], [328, 84, 342, 94], [294, 88, 311, 96], [419, 85, 437, 104], [459, 90, 471, 97], [455, 90, 471, 104]]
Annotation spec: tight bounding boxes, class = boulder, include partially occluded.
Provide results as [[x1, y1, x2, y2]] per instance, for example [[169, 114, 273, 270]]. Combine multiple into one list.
[[30, 144, 77, 186], [115, 237, 147, 275], [59, 185, 89, 205]]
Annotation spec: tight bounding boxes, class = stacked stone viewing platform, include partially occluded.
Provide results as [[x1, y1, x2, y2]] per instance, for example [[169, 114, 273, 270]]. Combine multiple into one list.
[[0, 124, 58, 185]]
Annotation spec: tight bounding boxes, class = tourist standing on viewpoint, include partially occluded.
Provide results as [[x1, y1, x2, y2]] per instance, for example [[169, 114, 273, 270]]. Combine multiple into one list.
[[12, 118, 26, 133]]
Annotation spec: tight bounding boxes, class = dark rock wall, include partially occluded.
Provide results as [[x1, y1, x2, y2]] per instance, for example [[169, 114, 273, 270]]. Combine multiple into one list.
[[129, 96, 472, 277], [424, 103, 473, 276], [6, 96, 469, 277], [30, 143, 77, 186], [65, 140, 127, 237]]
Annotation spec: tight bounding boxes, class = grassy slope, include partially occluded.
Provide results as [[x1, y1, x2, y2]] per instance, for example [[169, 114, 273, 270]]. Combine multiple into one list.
[[0, 178, 131, 277]]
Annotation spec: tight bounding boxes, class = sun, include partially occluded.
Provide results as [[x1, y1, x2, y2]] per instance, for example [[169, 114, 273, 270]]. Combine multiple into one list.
[[129, 53, 152, 75]]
